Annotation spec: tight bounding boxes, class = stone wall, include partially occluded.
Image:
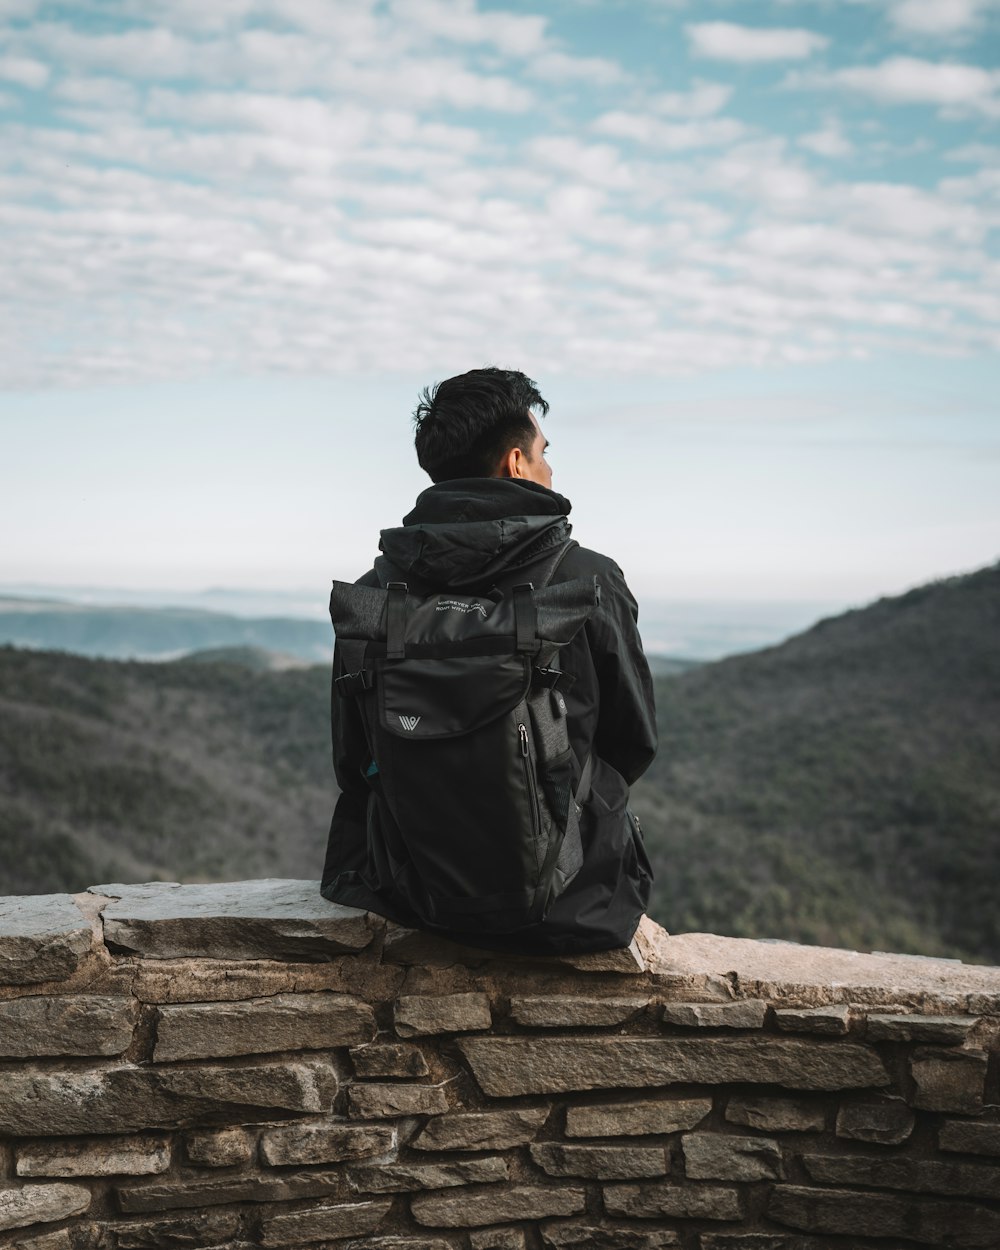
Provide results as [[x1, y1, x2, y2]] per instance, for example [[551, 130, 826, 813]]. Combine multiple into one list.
[[1, 881, 999, 1250]]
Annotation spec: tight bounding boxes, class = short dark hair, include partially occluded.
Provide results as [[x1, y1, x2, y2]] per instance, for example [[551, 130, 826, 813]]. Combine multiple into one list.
[[413, 366, 549, 482]]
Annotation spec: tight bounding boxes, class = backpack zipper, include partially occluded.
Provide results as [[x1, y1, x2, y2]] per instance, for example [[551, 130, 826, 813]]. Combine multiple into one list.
[[518, 722, 542, 846]]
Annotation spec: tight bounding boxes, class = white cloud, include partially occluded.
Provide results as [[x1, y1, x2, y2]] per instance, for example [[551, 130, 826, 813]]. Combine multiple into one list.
[[686, 21, 829, 63], [798, 120, 854, 158], [652, 80, 733, 118], [0, 55, 49, 88], [389, 0, 548, 57], [593, 111, 746, 151], [528, 51, 622, 85], [888, 0, 993, 36], [827, 56, 1000, 117]]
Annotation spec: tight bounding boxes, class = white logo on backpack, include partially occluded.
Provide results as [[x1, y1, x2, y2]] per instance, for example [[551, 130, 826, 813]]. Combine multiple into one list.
[[398, 715, 421, 731]]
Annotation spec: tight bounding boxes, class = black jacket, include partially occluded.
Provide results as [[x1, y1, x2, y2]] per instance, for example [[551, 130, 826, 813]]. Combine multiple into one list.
[[321, 477, 657, 953]]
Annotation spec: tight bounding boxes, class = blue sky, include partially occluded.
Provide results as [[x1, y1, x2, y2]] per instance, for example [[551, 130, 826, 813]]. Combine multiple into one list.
[[1, 0, 997, 605]]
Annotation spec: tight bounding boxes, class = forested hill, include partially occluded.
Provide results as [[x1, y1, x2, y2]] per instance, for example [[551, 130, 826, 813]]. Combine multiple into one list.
[[1, 562, 997, 964], [632, 562, 1000, 964]]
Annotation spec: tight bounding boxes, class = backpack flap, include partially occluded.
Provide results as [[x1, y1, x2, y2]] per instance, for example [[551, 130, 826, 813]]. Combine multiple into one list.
[[378, 653, 530, 740]]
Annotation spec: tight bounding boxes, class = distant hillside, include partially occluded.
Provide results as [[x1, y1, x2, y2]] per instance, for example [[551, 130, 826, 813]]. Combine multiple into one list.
[[1, 564, 997, 964], [632, 562, 1000, 964], [0, 647, 332, 893], [0, 596, 332, 663]]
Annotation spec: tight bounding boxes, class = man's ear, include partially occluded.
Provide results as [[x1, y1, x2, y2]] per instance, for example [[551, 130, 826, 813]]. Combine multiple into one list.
[[499, 445, 521, 479]]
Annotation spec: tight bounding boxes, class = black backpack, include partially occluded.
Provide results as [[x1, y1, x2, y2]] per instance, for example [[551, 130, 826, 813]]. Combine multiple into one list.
[[329, 542, 599, 935]]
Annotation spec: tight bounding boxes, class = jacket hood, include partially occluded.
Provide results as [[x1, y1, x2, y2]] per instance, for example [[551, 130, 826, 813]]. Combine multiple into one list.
[[379, 478, 573, 588]]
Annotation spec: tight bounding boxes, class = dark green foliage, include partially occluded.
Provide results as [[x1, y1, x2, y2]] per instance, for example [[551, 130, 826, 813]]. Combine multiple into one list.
[[633, 562, 1000, 964]]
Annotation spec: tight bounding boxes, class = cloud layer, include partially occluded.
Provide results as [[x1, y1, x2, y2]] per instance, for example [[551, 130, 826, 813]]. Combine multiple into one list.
[[0, 0, 998, 387]]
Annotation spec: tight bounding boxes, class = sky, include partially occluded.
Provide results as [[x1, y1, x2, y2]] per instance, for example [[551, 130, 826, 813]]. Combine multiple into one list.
[[1, 0, 998, 607]]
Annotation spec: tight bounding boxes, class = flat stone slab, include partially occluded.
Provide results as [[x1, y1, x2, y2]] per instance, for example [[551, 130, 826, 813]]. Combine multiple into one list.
[[459, 1036, 888, 1097], [0, 995, 138, 1058], [0, 895, 92, 986], [97, 880, 380, 960]]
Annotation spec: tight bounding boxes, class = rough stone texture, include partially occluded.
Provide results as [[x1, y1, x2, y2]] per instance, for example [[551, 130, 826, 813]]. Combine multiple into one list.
[[530, 1143, 667, 1180], [700, 1239, 830, 1250], [0, 895, 92, 987], [261, 1122, 396, 1167], [541, 1224, 679, 1249], [801, 1152, 1000, 1200], [100, 880, 379, 960], [350, 1042, 429, 1077], [394, 993, 492, 1037], [131, 955, 403, 1005], [603, 1183, 742, 1221], [412, 1186, 586, 1228], [470, 1229, 525, 1250], [725, 1096, 825, 1133], [939, 1120, 1000, 1155], [459, 1036, 888, 1096], [660, 1002, 768, 1030], [682, 1134, 783, 1182], [184, 1128, 254, 1167], [258, 1198, 392, 1247], [835, 1097, 915, 1144], [348, 1157, 508, 1192], [0, 994, 138, 1057], [348, 1083, 449, 1119], [769, 1184, 1000, 1248], [773, 1006, 850, 1036], [510, 997, 648, 1028], [111, 1209, 241, 1248], [413, 1108, 548, 1152], [565, 1098, 710, 1138], [910, 1047, 988, 1112], [16, 1135, 170, 1177], [0, 1057, 337, 1135], [0, 1185, 91, 1232], [116, 1169, 344, 1213], [5, 1233, 74, 1250], [154, 992, 375, 1061], [866, 1012, 974, 1043]]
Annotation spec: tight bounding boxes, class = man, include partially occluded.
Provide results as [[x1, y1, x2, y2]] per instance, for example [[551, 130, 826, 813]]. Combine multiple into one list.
[[321, 367, 657, 953]]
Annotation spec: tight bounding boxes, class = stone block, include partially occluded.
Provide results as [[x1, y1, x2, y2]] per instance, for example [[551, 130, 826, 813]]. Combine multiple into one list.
[[725, 1096, 825, 1133], [458, 1036, 887, 1097], [769, 1184, 1000, 1248], [0, 1057, 337, 1135], [541, 1224, 679, 1249], [154, 992, 375, 1061], [413, 1108, 548, 1152], [16, 1135, 170, 1177], [866, 1013, 974, 1043], [261, 1122, 396, 1167], [802, 1153, 1000, 1200], [350, 1042, 429, 1078], [348, 1083, 448, 1119], [700, 1239, 830, 1250], [184, 1128, 254, 1167], [470, 1229, 525, 1250], [835, 1097, 914, 1144], [565, 1097, 710, 1138], [117, 1169, 344, 1213], [603, 1182, 741, 1221], [510, 997, 649, 1028], [348, 1157, 508, 1192], [100, 880, 380, 960], [661, 1002, 767, 1030], [530, 1143, 666, 1180], [940, 1120, 1000, 1156], [259, 1198, 392, 1247], [0, 1183, 91, 1232], [682, 1133, 783, 1181], [394, 993, 491, 1037], [412, 1185, 586, 1228], [911, 1047, 987, 1112], [0, 995, 138, 1058], [113, 1210, 242, 1248], [0, 894, 91, 986], [774, 1006, 850, 1036], [6, 1232, 74, 1250]]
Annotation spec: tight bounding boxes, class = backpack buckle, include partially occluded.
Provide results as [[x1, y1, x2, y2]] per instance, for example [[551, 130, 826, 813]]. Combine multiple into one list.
[[334, 669, 373, 696]]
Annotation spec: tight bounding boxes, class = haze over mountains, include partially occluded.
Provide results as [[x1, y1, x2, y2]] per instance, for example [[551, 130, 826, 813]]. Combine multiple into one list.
[[1, 563, 996, 964]]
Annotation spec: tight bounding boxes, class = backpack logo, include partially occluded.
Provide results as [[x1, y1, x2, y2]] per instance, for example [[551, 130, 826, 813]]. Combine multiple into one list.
[[398, 715, 421, 731]]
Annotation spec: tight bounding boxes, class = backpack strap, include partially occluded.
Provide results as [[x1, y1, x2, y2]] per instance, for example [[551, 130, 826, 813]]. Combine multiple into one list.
[[512, 583, 537, 653], [386, 582, 408, 660]]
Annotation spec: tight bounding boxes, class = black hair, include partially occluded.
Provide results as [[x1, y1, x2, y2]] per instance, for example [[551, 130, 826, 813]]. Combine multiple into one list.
[[412, 366, 549, 483]]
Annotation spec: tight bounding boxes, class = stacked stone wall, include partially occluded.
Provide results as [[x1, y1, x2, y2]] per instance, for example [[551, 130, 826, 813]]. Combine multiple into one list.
[[1, 881, 999, 1250]]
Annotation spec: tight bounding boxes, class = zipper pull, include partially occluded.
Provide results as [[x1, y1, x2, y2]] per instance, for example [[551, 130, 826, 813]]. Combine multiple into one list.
[[518, 723, 530, 757]]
